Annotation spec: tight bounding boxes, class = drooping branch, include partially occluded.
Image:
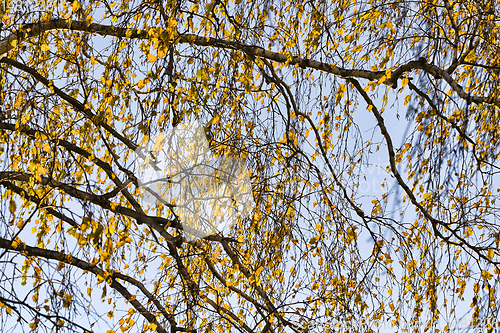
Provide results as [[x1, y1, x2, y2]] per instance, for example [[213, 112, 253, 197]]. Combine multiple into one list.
[[257, 58, 380, 250], [406, 81, 500, 174], [0, 295, 93, 332], [348, 77, 500, 267], [0, 237, 170, 333]]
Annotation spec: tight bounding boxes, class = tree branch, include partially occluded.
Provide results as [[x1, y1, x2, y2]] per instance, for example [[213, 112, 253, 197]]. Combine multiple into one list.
[[2, 19, 497, 107], [0, 237, 169, 333], [0, 57, 137, 151], [0, 171, 182, 230], [348, 77, 500, 267]]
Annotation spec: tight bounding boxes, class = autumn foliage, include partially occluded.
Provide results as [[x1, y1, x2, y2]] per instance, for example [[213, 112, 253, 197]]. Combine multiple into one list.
[[0, 0, 500, 332]]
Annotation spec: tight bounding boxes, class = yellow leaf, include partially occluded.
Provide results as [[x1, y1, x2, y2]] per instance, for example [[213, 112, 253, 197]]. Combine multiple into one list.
[[351, 44, 362, 52], [152, 133, 165, 153], [9, 199, 16, 215], [157, 47, 166, 58], [41, 44, 50, 52], [72, 0, 81, 13], [404, 94, 411, 105], [42, 143, 50, 152], [464, 49, 476, 62], [86, 15, 93, 26], [147, 53, 157, 62], [38, 166, 47, 177]]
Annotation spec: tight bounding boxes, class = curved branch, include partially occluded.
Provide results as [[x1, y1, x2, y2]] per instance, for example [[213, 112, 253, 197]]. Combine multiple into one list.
[[2, 19, 497, 107], [348, 78, 500, 267], [0, 58, 137, 151], [0, 19, 148, 58], [0, 171, 182, 230]]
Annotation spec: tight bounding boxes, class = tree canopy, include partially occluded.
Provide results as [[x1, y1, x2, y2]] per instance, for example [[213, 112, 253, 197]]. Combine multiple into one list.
[[1, 0, 500, 332]]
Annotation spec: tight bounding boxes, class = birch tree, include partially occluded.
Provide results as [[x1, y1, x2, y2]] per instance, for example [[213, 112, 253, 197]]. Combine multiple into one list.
[[0, 0, 500, 332]]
